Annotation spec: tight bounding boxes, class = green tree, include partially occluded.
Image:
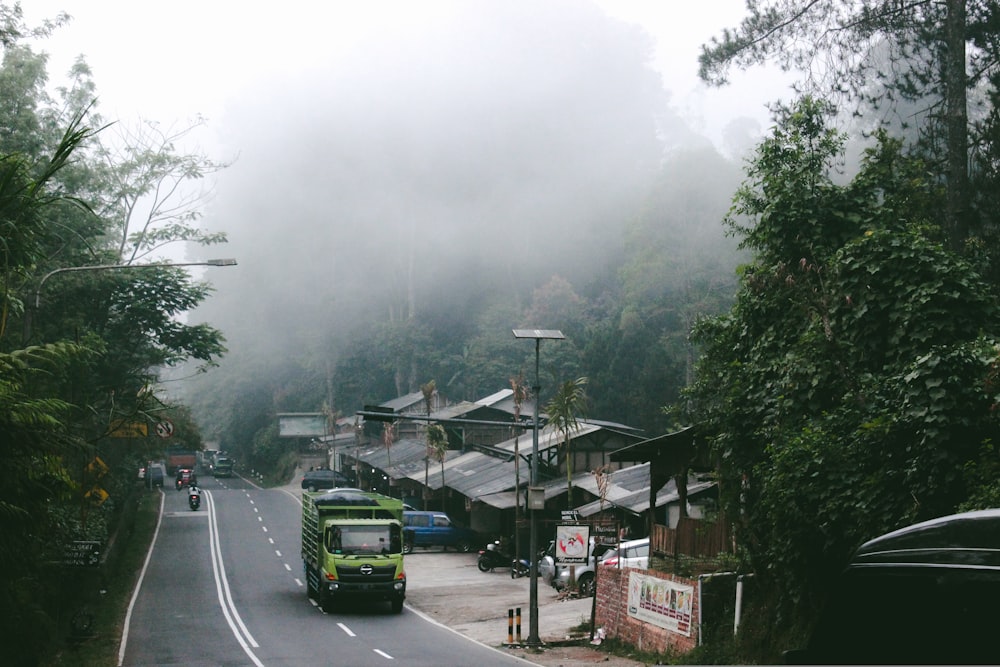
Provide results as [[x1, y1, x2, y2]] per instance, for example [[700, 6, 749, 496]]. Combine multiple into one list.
[[606, 147, 743, 432], [683, 98, 1000, 656], [699, 0, 989, 247], [545, 376, 588, 508], [0, 7, 232, 661]]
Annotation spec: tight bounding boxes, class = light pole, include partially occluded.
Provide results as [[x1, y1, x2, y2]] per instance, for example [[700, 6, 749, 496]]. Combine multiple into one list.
[[34, 258, 238, 309], [512, 328, 564, 647]]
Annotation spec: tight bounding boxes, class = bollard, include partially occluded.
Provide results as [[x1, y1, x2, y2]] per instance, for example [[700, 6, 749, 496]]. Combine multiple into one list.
[[516, 606, 522, 645], [506, 607, 523, 646]]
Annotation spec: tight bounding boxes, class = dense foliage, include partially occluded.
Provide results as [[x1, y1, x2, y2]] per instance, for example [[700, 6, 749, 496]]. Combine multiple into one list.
[[683, 97, 1000, 657], [0, 6, 228, 663]]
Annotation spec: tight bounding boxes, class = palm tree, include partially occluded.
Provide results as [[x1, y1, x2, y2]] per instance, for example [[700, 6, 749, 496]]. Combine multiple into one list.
[[420, 380, 436, 415], [382, 421, 396, 470], [426, 422, 448, 503], [545, 376, 588, 509], [421, 380, 436, 509]]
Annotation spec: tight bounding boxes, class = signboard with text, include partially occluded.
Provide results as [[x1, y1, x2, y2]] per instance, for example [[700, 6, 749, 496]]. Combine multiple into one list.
[[627, 572, 694, 637], [555, 524, 591, 565], [109, 420, 148, 438], [63, 540, 101, 567]]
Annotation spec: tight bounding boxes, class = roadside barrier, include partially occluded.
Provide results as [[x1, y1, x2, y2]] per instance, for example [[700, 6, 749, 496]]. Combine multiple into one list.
[[506, 607, 522, 645]]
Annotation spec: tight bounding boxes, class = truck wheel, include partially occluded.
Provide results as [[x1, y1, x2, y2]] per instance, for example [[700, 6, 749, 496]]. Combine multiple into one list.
[[403, 542, 413, 554], [456, 540, 472, 553], [319, 589, 335, 613], [391, 598, 404, 614]]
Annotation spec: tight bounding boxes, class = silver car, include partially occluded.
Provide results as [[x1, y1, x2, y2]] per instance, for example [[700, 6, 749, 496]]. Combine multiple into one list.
[[551, 538, 614, 597]]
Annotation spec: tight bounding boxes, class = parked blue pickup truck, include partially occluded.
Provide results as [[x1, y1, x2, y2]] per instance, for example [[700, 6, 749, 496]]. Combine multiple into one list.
[[402, 510, 478, 553]]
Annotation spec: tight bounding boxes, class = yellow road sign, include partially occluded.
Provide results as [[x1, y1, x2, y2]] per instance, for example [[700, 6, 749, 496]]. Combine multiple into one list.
[[110, 421, 148, 438], [85, 487, 109, 505], [86, 456, 109, 478]]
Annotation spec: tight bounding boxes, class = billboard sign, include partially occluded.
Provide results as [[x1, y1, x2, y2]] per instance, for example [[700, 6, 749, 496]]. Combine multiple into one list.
[[278, 413, 327, 437], [627, 572, 695, 637]]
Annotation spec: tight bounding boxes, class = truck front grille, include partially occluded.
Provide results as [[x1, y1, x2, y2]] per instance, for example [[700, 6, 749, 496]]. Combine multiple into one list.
[[336, 563, 398, 583]]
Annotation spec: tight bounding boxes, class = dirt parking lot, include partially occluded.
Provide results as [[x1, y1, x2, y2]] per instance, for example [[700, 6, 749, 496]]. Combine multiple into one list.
[[403, 548, 649, 667]]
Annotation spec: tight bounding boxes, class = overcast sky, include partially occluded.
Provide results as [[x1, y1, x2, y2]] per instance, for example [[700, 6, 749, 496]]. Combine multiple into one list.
[[25, 0, 792, 151]]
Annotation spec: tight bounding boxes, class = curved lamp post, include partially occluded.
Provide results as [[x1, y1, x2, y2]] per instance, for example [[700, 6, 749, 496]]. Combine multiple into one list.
[[512, 328, 564, 647], [34, 258, 238, 309], [26, 258, 237, 343]]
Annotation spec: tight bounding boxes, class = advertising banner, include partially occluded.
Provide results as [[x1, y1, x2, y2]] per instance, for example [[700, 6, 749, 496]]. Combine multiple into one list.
[[627, 572, 695, 637], [278, 413, 327, 437], [555, 524, 591, 565]]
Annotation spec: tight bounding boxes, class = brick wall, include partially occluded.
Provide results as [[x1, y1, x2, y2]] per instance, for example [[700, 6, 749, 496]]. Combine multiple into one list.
[[594, 566, 699, 656]]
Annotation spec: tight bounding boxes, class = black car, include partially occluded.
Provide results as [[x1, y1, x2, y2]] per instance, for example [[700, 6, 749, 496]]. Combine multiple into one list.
[[785, 508, 1000, 665], [300, 468, 353, 492]]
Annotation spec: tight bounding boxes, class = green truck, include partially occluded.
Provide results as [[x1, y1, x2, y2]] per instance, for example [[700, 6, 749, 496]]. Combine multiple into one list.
[[213, 456, 233, 477], [301, 488, 407, 613]]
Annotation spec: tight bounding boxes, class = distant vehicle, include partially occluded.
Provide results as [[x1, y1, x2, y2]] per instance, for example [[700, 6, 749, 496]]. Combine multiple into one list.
[[147, 464, 165, 487], [166, 448, 196, 474], [175, 468, 197, 490], [402, 510, 478, 553], [140, 463, 165, 487], [600, 537, 650, 570], [201, 448, 219, 469], [300, 468, 352, 491], [785, 509, 1000, 665], [213, 457, 234, 478]]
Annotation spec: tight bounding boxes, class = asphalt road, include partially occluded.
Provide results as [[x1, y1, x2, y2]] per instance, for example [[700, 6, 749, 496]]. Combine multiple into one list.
[[118, 474, 533, 666]]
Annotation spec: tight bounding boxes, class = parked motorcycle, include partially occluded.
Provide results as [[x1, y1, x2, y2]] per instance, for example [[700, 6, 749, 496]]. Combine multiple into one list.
[[477, 540, 513, 572], [188, 486, 201, 511], [510, 557, 531, 579]]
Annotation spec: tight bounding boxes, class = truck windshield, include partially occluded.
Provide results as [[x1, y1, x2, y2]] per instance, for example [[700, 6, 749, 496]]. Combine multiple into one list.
[[326, 524, 402, 555]]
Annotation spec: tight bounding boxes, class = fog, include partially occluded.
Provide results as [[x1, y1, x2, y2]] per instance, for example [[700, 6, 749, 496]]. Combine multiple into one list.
[[159, 0, 774, 422], [202, 4, 659, 343]]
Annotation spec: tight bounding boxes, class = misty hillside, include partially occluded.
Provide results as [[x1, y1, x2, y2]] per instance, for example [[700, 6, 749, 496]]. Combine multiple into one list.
[[179, 0, 746, 441]]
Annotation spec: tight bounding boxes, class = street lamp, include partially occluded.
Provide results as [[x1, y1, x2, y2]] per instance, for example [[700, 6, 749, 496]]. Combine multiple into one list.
[[512, 327, 565, 647], [34, 259, 238, 309]]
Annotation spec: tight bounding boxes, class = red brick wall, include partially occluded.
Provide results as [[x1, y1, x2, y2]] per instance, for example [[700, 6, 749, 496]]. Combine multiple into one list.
[[594, 566, 699, 656]]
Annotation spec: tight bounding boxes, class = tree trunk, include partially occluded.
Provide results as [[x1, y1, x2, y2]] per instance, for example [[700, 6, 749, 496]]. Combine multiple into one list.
[[944, 0, 969, 247]]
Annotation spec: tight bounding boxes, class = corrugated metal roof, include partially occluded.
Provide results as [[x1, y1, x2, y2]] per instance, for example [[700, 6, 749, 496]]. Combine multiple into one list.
[[486, 395, 537, 416], [576, 478, 716, 517], [475, 389, 513, 406], [352, 422, 644, 501], [474, 467, 604, 509], [428, 401, 484, 421], [411, 450, 530, 497], [379, 392, 426, 412]]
